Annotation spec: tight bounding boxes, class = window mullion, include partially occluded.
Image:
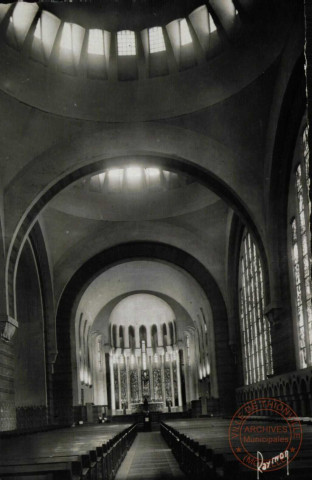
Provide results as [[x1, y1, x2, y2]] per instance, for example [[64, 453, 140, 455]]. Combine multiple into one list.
[[295, 171, 310, 365], [239, 232, 272, 385]]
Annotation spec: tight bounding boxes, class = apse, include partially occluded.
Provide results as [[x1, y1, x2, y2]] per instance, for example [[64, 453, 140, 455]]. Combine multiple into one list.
[[72, 260, 218, 413]]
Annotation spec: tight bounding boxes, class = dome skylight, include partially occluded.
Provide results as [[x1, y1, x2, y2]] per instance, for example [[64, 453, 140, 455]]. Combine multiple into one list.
[[77, 166, 193, 195], [1, 1, 243, 81]]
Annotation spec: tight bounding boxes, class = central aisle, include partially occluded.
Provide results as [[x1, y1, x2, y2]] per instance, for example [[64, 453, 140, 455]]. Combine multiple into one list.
[[116, 431, 186, 480]]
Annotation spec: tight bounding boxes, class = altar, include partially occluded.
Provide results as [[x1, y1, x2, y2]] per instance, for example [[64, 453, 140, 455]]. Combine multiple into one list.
[[129, 401, 164, 413]]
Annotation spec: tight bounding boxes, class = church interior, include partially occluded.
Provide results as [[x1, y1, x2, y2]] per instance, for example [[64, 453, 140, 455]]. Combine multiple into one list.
[[0, 0, 311, 478]]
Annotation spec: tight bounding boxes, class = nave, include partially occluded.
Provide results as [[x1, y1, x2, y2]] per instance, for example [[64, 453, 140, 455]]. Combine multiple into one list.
[[1, 416, 312, 479]]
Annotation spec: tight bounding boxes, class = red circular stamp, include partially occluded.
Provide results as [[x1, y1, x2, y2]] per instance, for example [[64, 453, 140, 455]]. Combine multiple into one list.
[[229, 398, 302, 474]]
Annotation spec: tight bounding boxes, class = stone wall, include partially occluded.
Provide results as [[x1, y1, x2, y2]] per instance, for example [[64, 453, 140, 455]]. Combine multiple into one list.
[[16, 406, 48, 430], [236, 368, 312, 416], [0, 339, 16, 431]]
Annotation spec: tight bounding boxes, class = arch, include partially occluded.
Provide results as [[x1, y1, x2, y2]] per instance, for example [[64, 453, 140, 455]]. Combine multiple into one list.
[[5, 127, 270, 319], [265, 55, 306, 373], [15, 239, 47, 429], [28, 222, 57, 422], [53, 241, 235, 424]]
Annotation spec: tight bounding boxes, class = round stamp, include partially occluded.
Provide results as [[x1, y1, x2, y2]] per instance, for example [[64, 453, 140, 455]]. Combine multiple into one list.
[[228, 398, 302, 473]]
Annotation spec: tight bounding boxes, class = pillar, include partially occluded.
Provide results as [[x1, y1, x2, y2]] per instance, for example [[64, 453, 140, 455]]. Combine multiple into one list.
[[176, 351, 182, 407], [135, 327, 140, 349], [0, 335, 16, 430], [117, 361, 122, 410], [161, 354, 166, 405], [137, 356, 142, 401], [109, 354, 115, 413], [124, 328, 129, 349], [169, 355, 175, 407], [148, 355, 153, 400], [146, 327, 152, 348], [126, 356, 131, 408]]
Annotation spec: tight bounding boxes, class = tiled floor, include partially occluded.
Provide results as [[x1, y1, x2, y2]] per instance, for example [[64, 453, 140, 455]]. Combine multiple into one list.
[[116, 432, 186, 480]]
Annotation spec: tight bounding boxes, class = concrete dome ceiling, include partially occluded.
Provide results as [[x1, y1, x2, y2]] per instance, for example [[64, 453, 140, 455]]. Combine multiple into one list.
[[0, 0, 295, 121], [75, 259, 213, 334], [109, 293, 176, 328], [49, 166, 219, 221]]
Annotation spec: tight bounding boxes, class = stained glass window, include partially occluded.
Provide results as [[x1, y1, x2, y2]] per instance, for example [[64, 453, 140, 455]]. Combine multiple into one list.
[[291, 126, 312, 368], [239, 232, 273, 385]]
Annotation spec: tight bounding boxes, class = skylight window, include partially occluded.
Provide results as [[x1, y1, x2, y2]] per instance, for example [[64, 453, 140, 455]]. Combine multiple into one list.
[[34, 18, 41, 40], [88, 29, 104, 55], [127, 167, 142, 180], [148, 27, 166, 53], [180, 19, 192, 46], [108, 169, 124, 192], [145, 168, 161, 189], [117, 30, 136, 56], [209, 13, 217, 33], [60, 23, 73, 51], [146, 168, 160, 178], [126, 167, 143, 190]]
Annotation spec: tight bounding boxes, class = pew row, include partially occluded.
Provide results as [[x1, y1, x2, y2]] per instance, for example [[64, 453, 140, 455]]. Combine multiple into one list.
[[0, 422, 137, 479], [161, 419, 312, 479]]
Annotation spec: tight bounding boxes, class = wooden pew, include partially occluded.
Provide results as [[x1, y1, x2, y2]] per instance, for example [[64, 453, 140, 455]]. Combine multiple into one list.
[[0, 423, 137, 479], [161, 418, 312, 480]]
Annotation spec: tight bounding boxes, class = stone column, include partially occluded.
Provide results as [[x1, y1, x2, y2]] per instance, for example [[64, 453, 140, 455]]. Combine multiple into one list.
[[148, 354, 153, 400], [117, 361, 122, 411], [125, 355, 131, 409], [176, 352, 183, 407], [135, 327, 140, 349], [146, 327, 152, 348], [169, 355, 175, 407], [124, 328, 130, 349], [0, 316, 18, 431], [137, 356, 142, 401], [109, 354, 115, 413], [161, 354, 166, 406]]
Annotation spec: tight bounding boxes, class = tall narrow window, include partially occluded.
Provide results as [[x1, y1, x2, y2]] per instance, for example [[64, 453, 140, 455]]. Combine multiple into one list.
[[112, 324, 117, 348], [169, 322, 174, 345], [151, 325, 158, 352], [119, 326, 124, 349], [97, 338, 102, 371], [163, 323, 168, 347], [291, 126, 312, 368], [186, 335, 191, 366], [129, 326, 135, 351], [141, 340, 147, 370], [239, 232, 273, 385]]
